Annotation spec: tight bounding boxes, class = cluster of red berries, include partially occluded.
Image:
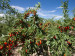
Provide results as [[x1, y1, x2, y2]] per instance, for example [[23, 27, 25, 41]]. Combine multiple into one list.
[[30, 39, 42, 46], [0, 39, 18, 55], [4, 40, 15, 50], [66, 41, 72, 47], [24, 39, 42, 53], [65, 39, 72, 47], [9, 33, 16, 37], [58, 26, 69, 32], [36, 40, 42, 46], [9, 31, 22, 37], [24, 10, 36, 19]]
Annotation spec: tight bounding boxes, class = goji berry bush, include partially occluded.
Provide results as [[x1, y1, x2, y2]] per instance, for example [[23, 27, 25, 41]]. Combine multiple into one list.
[[0, 0, 75, 56]]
